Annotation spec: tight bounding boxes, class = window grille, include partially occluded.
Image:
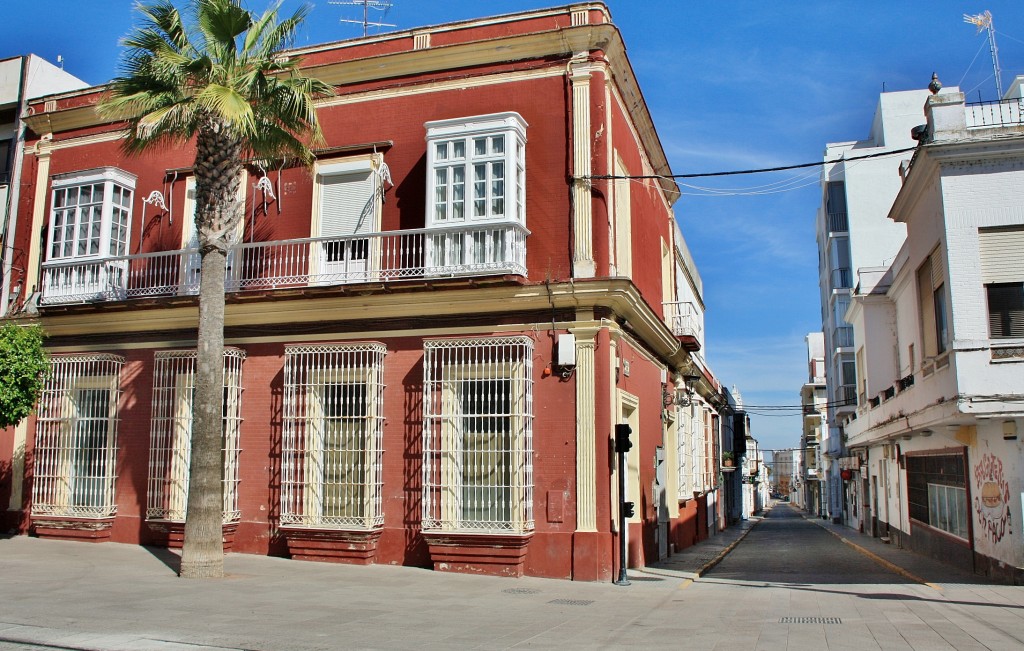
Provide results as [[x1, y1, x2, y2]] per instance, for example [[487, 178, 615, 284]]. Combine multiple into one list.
[[32, 354, 125, 518], [281, 343, 386, 529], [677, 406, 692, 499], [422, 336, 534, 533], [147, 349, 245, 523]]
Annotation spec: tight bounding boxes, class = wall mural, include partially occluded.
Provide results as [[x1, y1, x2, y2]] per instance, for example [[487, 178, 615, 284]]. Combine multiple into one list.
[[973, 453, 1012, 544]]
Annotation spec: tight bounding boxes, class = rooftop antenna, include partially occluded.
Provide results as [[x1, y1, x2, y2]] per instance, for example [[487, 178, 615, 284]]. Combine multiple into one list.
[[964, 10, 1003, 98], [330, 0, 395, 37]]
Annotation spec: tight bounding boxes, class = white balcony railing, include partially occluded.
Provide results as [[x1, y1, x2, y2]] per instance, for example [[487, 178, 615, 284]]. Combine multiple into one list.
[[965, 97, 1024, 128], [39, 222, 529, 305], [664, 301, 702, 341]]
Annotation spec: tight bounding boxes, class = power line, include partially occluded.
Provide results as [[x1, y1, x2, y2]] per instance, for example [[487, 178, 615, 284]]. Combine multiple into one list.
[[587, 146, 917, 181]]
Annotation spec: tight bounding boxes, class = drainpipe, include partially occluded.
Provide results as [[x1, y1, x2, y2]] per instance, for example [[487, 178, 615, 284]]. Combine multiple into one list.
[[1, 55, 32, 315]]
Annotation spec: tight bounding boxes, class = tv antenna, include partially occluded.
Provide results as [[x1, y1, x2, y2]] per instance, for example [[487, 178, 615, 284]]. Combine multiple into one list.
[[964, 10, 1003, 98], [330, 0, 396, 37]]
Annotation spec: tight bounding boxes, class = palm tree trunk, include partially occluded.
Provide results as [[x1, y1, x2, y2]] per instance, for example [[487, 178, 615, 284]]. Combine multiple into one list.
[[180, 243, 227, 578]]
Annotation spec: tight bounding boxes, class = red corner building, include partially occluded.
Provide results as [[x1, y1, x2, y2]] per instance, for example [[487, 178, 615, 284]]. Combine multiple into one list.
[[1, 3, 731, 581]]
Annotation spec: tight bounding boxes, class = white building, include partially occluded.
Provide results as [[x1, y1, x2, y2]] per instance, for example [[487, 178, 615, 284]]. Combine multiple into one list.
[[815, 86, 953, 525], [1, 55, 88, 313], [845, 76, 1024, 583], [800, 332, 827, 515]]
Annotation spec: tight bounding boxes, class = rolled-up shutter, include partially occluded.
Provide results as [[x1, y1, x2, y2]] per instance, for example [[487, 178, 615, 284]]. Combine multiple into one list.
[[979, 227, 1024, 284]]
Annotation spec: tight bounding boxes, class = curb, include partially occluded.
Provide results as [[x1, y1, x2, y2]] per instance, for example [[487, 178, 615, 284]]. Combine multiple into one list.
[[801, 513, 939, 590], [693, 516, 764, 578]]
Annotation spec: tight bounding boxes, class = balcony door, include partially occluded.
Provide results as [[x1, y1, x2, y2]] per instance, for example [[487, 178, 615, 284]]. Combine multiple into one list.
[[313, 158, 380, 285]]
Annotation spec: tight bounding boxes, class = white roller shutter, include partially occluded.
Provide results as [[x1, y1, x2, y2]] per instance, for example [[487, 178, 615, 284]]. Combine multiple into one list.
[[319, 170, 376, 237], [979, 227, 1024, 284]]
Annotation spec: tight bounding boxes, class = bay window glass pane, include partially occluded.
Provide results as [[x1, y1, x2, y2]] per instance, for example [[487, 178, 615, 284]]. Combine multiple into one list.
[[453, 140, 465, 159], [473, 164, 486, 217], [435, 142, 447, 161], [474, 138, 486, 156], [491, 162, 504, 216], [452, 166, 465, 220]]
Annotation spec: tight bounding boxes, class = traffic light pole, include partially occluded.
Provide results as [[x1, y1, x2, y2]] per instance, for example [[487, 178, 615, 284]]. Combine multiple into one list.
[[614, 423, 632, 586]]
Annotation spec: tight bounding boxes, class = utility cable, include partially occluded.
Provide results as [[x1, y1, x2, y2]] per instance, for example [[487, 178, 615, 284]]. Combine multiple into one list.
[[587, 146, 918, 181]]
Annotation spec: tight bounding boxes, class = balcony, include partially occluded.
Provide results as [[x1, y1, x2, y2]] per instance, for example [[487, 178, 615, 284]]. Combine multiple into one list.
[[966, 97, 1024, 128], [826, 211, 848, 233], [663, 301, 702, 351], [830, 267, 852, 290], [832, 326, 854, 349], [835, 385, 857, 409], [39, 223, 529, 306]]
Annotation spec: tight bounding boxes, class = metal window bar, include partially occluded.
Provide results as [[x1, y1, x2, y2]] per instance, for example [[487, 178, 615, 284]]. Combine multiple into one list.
[[281, 343, 386, 529], [422, 336, 534, 533], [146, 348, 245, 523], [676, 406, 692, 499], [31, 354, 125, 518]]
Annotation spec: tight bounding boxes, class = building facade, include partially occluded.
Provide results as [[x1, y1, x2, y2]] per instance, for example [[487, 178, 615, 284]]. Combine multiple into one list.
[[845, 77, 1024, 583], [816, 87, 943, 526], [0, 4, 732, 581]]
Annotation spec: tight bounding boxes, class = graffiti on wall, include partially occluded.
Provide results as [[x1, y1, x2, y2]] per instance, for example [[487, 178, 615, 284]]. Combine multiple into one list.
[[973, 453, 1012, 544]]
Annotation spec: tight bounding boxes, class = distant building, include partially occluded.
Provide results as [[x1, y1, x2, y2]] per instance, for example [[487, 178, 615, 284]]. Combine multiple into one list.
[[815, 86, 949, 526], [845, 76, 1024, 583], [1, 55, 88, 313], [800, 332, 827, 516]]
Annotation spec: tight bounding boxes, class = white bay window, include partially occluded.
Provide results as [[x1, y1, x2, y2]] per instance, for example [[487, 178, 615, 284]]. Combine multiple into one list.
[[422, 336, 533, 533], [281, 343, 386, 529], [425, 113, 527, 275], [146, 348, 245, 523], [32, 354, 125, 518], [42, 168, 135, 302]]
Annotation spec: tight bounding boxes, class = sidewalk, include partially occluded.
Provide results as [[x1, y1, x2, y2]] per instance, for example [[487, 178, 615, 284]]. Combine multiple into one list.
[[796, 508, 996, 588], [637, 515, 763, 581], [0, 518, 764, 651]]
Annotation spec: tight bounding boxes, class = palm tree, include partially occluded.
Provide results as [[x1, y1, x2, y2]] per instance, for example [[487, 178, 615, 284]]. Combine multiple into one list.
[[101, 0, 332, 578]]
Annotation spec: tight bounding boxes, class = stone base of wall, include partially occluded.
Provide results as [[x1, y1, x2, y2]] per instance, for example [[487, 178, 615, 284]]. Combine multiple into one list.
[[282, 528, 383, 565], [32, 517, 113, 542], [146, 521, 239, 551], [423, 531, 532, 577]]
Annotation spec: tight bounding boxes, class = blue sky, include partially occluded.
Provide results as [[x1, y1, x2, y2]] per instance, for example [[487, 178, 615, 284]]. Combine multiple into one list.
[[5, 1, 1024, 451]]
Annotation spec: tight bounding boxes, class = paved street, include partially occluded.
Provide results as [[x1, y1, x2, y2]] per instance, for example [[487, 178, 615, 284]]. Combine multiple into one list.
[[0, 504, 1021, 650]]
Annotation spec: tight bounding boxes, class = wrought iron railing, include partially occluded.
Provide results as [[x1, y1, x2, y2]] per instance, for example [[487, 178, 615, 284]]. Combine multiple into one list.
[[39, 222, 529, 305], [663, 301, 702, 340], [830, 267, 852, 290], [965, 97, 1024, 128], [826, 211, 848, 233], [835, 384, 857, 408]]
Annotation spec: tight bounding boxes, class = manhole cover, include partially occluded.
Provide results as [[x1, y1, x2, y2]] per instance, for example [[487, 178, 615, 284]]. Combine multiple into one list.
[[779, 617, 841, 625], [548, 599, 594, 606], [503, 588, 540, 595]]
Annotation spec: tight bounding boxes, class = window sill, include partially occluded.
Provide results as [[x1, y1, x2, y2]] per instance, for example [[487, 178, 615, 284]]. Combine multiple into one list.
[[990, 340, 1024, 362]]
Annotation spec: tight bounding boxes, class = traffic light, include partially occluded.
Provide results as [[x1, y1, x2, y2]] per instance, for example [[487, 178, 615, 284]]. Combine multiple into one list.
[[622, 501, 635, 518], [615, 423, 632, 453]]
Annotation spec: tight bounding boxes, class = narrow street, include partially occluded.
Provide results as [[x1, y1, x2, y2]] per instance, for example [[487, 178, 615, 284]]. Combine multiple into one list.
[[636, 504, 1024, 650]]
